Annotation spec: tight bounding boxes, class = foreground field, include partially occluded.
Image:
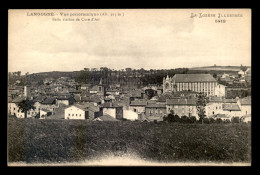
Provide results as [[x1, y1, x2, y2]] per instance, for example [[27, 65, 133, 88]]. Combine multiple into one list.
[[7, 117, 251, 165]]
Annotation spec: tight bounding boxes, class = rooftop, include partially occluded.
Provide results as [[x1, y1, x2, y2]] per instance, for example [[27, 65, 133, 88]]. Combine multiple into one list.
[[94, 115, 119, 121], [239, 96, 251, 105], [146, 103, 166, 108], [222, 104, 241, 111], [171, 74, 217, 83], [166, 98, 196, 105], [130, 100, 147, 106]]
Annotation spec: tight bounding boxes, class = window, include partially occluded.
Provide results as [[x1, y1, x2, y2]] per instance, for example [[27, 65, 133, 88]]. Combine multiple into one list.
[[72, 114, 74, 116], [14, 107, 15, 110], [134, 109, 136, 112], [76, 114, 77, 116], [79, 114, 81, 116], [68, 114, 70, 116]]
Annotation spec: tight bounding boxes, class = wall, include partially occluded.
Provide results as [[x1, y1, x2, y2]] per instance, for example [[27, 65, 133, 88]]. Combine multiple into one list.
[[205, 102, 224, 116], [129, 106, 145, 113], [145, 107, 166, 117], [116, 107, 123, 120], [103, 108, 116, 118], [65, 106, 85, 120], [166, 104, 199, 119], [58, 100, 69, 106]]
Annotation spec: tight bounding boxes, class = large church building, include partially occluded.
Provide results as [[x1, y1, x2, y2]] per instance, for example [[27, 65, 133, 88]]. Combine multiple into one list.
[[163, 74, 221, 96]]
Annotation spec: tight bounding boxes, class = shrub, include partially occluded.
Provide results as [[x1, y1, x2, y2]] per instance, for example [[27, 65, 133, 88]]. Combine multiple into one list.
[[164, 114, 180, 123], [189, 116, 197, 123], [232, 117, 240, 123], [209, 117, 215, 124], [180, 116, 189, 123], [224, 119, 231, 124], [203, 118, 210, 124], [216, 118, 223, 124]]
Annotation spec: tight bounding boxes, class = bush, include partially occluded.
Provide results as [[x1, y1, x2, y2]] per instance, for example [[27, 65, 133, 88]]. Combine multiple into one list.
[[163, 114, 180, 123], [224, 119, 231, 124], [216, 118, 223, 123], [209, 117, 215, 124], [203, 118, 210, 124], [232, 117, 240, 123], [189, 116, 197, 123], [180, 116, 189, 123]]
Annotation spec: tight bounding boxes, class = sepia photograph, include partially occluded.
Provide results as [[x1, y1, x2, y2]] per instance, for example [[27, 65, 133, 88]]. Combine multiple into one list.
[[8, 9, 251, 166]]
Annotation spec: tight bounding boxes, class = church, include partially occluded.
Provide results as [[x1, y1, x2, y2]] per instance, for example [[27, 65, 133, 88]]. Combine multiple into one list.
[[163, 74, 223, 97]]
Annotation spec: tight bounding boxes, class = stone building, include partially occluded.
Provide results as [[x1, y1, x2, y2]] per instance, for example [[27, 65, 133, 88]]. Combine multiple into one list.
[[163, 74, 218, 96]]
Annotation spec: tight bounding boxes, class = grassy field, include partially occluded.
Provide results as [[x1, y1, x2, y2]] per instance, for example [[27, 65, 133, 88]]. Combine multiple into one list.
[[7, 117, 251, 165]]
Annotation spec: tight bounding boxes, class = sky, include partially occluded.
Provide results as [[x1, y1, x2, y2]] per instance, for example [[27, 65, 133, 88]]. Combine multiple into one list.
[[8, 9, 251, 75]]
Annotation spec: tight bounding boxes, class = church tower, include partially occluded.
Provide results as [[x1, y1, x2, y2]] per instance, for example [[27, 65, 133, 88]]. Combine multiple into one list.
[[97, 78, 105, 97], [163, 74, 173, 93]]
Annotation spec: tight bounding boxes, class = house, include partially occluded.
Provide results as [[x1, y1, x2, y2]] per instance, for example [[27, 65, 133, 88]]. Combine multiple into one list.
[[166, 98, 198, 119], [41, 97, 57, 111], [221, 73, 230, 79], [56, 96, 75, 106], [222, 103, 242, 117], [129, 100, 147, 113], [237, 96, 251, 116], [145, 103, 166, 119], [220, 76, 234, 84], [64, 104, 88, 120], [206, 96, 224, 117], [40, 109, 52, 119], [129, 90, 144, 102], [8, 97, 39, 118], [123, 109, 139, 121], [64, 103, 103, 120], [89, 95, 102, 106], [238, 70, 245, 77], [214, 84, 226, 97], [212, 114, 232, 121], [100, 102, 124, 120]]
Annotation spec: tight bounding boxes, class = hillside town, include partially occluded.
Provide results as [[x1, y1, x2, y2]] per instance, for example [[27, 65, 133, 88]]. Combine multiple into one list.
[[8, 66, 251, 123]]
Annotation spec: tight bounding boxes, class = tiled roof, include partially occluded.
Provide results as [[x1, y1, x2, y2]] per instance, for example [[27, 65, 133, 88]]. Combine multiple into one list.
[[224, 98, 237, 103], [94, 115, 118, 121], [222, 104, 241, 111], [33, 96, 46, 103], [209, 96, 224, 103], [9, 97, 25, 103], [172, 74, 217, 83], [130, 100, 147, 106], [157, 96, 166, 102], [73, 104, 89, 111], [146, 103, 166, 108], [89, 96, 101, 103], [239, 97, 251, 105], [101, 102, 123, 108], [166, 98, 196, 105], [41, 98, 56, 104]]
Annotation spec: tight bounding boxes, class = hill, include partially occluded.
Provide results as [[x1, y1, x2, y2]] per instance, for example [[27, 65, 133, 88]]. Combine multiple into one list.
[[190, 66, 250, 72]]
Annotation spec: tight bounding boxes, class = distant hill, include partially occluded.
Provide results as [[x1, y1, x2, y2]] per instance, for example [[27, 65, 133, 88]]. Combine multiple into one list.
[[190, 66, 250, 72]]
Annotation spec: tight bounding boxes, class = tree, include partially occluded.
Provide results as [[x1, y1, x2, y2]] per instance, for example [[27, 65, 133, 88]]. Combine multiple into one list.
[[145, 89, 155, 99], [196, 92, 209, 124], [163, 110, 180, 123], [213, 73, 217, 79], [189, 116, 197, 123], [17, 99, 36, 119], [240, 64, 247, 74]]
